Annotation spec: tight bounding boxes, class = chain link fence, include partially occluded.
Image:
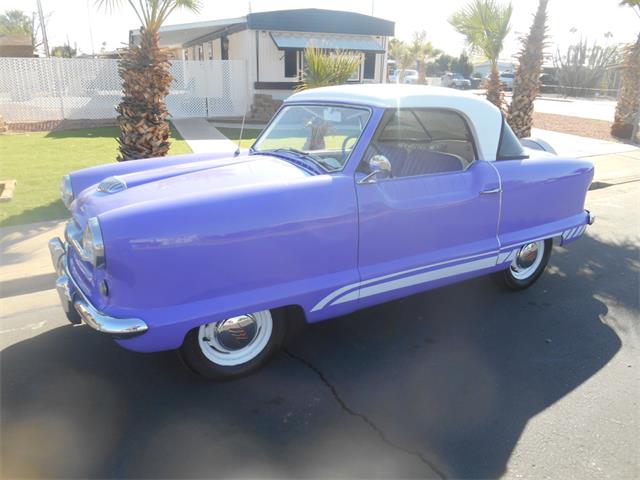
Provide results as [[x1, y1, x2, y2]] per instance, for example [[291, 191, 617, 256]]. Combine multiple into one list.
[[0, 57, 248, 122]]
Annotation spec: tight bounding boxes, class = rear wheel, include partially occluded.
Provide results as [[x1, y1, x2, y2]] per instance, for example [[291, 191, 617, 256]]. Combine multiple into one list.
[[179, 309, 286, 380], [496, 239, 552, 290]]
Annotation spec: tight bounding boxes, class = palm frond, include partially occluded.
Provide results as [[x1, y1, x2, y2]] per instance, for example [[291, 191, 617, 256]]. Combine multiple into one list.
[[449, 0, 512, 61], [297, 45, 362, 91], [97, 0, 201, 32]]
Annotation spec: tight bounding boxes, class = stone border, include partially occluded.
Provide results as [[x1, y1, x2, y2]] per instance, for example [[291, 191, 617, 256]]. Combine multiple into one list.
[[0, 180, 17, 202]]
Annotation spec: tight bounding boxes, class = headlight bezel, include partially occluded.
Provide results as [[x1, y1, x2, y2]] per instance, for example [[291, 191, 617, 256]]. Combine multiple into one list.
[[61, 175, 74, 209], [81, 217, 106, 268]]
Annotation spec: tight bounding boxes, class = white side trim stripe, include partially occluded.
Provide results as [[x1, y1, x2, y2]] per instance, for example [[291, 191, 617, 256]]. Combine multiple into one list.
[[332, 256, 498, 306], [310, 250, 499, 312]]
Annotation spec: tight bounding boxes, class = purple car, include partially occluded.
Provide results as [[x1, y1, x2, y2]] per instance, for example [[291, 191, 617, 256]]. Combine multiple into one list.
[[49, 84, 595, 379]]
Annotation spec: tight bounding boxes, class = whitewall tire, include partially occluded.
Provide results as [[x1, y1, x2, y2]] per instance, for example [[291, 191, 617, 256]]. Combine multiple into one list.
[[496, 239, 552, 290], [179, 309, 286, 380]]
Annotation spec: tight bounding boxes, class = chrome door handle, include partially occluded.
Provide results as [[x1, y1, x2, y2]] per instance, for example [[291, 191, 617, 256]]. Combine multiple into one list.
[[480, 188, 501, 194]]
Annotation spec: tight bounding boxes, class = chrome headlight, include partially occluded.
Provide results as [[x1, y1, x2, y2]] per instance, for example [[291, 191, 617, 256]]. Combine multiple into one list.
[[61, 175, 74, 209], [82, 217, 105, 268]]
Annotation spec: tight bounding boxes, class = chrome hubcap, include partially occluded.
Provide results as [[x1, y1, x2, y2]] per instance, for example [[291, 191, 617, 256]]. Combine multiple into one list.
[[510, 240, 544, 280], [516, 242, 539, 269], [198, 310, 273, 366], [211, 314, 258, 351]]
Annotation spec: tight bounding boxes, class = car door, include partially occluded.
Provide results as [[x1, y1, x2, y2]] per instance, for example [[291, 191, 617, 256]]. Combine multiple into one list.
[[352, 108, 501, 308]]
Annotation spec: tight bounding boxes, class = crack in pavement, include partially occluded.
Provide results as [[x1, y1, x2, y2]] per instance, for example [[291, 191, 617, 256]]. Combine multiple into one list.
[[284, 349, 447, 479]]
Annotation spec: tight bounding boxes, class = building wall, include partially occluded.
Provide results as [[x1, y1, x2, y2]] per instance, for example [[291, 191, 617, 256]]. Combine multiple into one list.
[[187, 29, 390, 114]]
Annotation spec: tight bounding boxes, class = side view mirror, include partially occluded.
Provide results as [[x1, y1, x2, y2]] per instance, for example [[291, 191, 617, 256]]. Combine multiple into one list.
[[358, 155, 393, 184]]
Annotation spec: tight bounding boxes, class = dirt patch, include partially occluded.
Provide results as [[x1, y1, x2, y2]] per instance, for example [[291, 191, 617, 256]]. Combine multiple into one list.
[[532, 112, 622, 142]]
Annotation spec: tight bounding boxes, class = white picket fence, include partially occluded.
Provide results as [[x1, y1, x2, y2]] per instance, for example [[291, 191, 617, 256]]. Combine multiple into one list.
[[0, 57, 248, 122]]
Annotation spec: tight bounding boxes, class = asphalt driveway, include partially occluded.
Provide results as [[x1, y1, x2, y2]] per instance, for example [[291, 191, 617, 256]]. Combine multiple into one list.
[[1, 180, 639, 478]]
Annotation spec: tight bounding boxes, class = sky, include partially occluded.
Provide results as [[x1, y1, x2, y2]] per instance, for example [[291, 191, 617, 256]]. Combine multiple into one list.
[[3, 0, 639, 60]]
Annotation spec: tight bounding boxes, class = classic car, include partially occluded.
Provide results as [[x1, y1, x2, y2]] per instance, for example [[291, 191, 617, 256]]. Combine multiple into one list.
[[49, 84, 595, 379]]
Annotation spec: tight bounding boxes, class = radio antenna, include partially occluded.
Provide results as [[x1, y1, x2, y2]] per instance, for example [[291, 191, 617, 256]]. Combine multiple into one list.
[[234, 110, 247, 156]]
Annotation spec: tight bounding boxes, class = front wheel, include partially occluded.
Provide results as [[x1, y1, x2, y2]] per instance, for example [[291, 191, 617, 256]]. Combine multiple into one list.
[[495, 239, 552, 291], [179, 309, 286, 380]]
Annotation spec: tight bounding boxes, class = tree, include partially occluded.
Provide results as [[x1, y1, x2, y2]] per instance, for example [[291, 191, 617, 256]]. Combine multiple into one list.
[[553, 39, 618, 97], [611, 0, 640, 141], [388, 38, 415, 82], [297, 45, 361, 90], [451, 52, 474, 77], [51, 45, 77, 58], [507, 0, 549, 138], [97, 0, 201, 161], [449, 0, 513, 112], [0, 9, 32, 35], [411, 31, 441, 83]]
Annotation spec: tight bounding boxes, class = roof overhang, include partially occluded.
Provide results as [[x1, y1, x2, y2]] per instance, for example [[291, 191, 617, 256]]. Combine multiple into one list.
[[248, 9, 394, 36], [130, 16, 246, 47], [270, 33, 385, 53]]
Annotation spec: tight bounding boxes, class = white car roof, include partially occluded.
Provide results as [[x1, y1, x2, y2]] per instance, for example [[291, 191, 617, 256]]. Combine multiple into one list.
[[287, 84, 503, 160]]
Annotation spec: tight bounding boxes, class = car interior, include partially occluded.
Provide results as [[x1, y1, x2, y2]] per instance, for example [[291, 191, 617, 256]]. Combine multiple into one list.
[[362, 108, 477, 178]]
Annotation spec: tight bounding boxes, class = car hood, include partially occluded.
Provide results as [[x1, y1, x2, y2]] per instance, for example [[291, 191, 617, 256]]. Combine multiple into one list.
[[73, 154, 311, 221]]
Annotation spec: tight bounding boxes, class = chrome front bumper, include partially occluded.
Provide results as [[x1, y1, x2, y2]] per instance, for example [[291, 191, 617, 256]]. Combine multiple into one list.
[[48, 237, 148, 337]]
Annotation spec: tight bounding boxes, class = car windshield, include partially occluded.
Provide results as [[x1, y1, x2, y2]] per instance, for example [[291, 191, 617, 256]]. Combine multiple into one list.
[[252, 104, 371, 172]]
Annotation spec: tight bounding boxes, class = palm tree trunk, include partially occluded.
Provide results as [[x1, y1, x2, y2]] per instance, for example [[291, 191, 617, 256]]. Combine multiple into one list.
[[485, 61, 506, 114], [611, 33, 640, 142], [508, 0, 548, 138], [116, 27, 172, 161], [418, 61, 426, 84]]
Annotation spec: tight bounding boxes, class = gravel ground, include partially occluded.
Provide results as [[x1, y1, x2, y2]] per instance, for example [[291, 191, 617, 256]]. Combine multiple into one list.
[[532, 112, 624, 142]]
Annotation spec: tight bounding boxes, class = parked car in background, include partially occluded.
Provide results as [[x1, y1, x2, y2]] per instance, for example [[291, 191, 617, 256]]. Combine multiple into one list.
[[390, 69, 419, 84], [442, 72, 471, 89], [539, 73, 559, 94], [485, 71, 515, 90], [50, 84, 595, 380], [499, 72, 514, 90]]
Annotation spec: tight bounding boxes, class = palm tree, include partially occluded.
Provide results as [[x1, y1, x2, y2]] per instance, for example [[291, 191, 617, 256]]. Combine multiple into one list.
[[449, 0, 513, 112], [611, 0, 640, 141], [389, 40, 417, 83], [507, 0, 549, 138], [97, 0, 201, 161], [297, 45, 361, 91], [411, 31, 441, 83]]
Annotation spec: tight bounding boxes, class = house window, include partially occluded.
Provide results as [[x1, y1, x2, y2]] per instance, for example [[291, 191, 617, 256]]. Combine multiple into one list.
[[348, 53, 362, 82], [363, 53, 376, 80], [221, 36, 229, 60], [284, 49, 297, 78], [183, 49, 189, 60], [197, 45, 203, 61]]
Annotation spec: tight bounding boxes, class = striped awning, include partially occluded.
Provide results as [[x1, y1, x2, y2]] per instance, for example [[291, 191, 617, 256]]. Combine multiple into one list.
[[270, 33, 384, 53]]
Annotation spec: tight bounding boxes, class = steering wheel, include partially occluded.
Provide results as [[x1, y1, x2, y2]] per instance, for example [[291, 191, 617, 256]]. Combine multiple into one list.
[[341, 135, 359, 158]]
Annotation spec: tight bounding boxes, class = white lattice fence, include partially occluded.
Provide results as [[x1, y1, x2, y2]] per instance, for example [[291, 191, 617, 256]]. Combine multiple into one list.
[[0, 57, 248, 122]]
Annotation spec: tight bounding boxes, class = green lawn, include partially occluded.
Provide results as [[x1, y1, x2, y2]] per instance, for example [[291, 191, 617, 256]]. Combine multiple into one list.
[[216, 126, 353, 151], [216, 127, 263, 148], [0, 125, 191, 227]]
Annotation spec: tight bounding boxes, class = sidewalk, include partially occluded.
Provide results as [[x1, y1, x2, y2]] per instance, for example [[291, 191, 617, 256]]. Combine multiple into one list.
[[532, 128, 637, 158], [172, 118, 237, 153], [1, 132, 637, 301]]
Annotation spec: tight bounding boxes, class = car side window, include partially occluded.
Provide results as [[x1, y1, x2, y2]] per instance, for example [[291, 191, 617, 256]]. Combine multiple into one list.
[[497, 117, 529, 160], [364, 108, 477, 179]]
